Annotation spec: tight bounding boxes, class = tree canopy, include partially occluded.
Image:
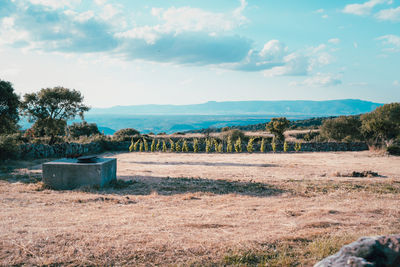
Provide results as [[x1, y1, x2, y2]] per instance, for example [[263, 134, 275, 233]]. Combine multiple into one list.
[[0, 79, 20, 134], [320, 116, 362, 142], [21, 87, 90, 143], [361, 103, 400, 146], [266, 117, 290, 142]]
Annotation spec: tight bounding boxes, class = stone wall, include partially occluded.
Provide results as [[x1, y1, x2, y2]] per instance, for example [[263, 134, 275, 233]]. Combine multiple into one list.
[[18, 140, 368, 159]]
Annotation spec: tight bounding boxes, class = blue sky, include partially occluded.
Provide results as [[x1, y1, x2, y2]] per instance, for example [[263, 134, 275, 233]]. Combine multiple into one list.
[[0, 0, 399, 107]]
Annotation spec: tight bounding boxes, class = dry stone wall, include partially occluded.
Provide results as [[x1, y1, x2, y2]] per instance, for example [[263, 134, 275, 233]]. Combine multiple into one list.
[[18, 140, 368, 159]]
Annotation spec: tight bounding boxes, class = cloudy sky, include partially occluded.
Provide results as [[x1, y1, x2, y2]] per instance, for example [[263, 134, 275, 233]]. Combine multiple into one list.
[[0, 0, 399, 107]]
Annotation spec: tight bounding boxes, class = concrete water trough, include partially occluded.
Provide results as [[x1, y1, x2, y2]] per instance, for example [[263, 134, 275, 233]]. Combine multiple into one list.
[[42, 156, 116, 190]]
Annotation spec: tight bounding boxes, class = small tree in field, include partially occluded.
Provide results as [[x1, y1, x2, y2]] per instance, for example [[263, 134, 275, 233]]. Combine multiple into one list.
[[294, 142, 301, 152], [170, 139, 175, 152], [213, 139, 219, 152], [175, 140, 181, 152], [182, 140, 189, 152], [143, 138, 148, 152], [247, 137, 255, 153], [0, 79, 20, 134], [227, 136, 233, 153], [234, 137, 242, 152], [151, 139, 155, 152], [129, 138, 135, 152], [21, 87, 89, 144], [266, 117, 290, 143], [139, 141, 143, 152], [218, 142, 223, 153], [133, 139, 140, 151], [193, 138, 199, 153], [283, 141, 289, 152], [156, 139, 160, 151], [271, 141, 277, 152], [162, 140, 167, 152], [260, 138, 265, 152], [205, 139, 212, 153]]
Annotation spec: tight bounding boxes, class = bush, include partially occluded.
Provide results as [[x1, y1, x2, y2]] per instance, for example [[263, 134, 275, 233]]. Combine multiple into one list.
[[247, 138, 255, 153], [205, 139, 212, 153], [170, 139, 175, 152], [193, 138, 199, 153], [320, 116, 362, 142], [143, 138, 148, 152], [387, 145, 400, 156], [213, 139, 219, 152], [227, 136, 233, 153], [294, 143, 301, 152], [0, 134, 21, 160], [133, 139, 140, 151], [114, 128, 140, 137], [260, 138, 265, 153], [156, 139, 160, 151], [162, 140, 167, 152], [271, 141, 277, 152], [151, 139, 155, 152], [221, 126, 230, 132], [222, 129, 245, 142], [175, 140, 181, 152], [182, 140, 189, 152], [234, 137, 242, 153], [139, 141, 143, 152], [68, 121, 100, 138], [283, 141, 288, 152], [266, 117, 290, 143], [129, 138, 135, 152]]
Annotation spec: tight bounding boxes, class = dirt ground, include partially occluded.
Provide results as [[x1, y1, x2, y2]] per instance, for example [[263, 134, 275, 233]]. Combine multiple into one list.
[[1, 151, 400, 266]]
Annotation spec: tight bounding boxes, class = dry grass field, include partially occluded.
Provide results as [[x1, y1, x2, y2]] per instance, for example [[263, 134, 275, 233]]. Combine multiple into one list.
[[1, 151, 400, 266]]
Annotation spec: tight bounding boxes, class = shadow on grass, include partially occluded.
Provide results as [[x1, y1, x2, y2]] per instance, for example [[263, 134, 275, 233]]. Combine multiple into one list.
[[120, 161, 277, 168], [81, 175, 285, 198]]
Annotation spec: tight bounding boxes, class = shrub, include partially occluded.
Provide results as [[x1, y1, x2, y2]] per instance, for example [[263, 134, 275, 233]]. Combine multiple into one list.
[[170, 139, 175, 152], [193, 138, 199, 153], [114, 128, 140, 137], [222, 129, 245, 142], [227, 136, 233, 153], [151, 139, 155, 152], [0, 134, 21, 160], [162, 140, 167, 152], [133, 139, 140, 151], [68, 121, 100, 138], [266, 117, 290, 143], [283, 141, 289, 152], [260, 138, 265, 153], [143, 138, 148, 152], [156, 139, 160, 151], [175, 140, 181, 152], [294, 142, 301, 152], [129, 138, 135, 152], [213, 139, 219, 152], [234, 137, 242, 153], [182, 140, 189, 152], [139, 141, 143, 152], [205, 139, 212, 153], [247, 138, 255, 153], [221, 126, 230, 132], [320, 116, 362, 142], [271, 141, 277, 152], [387, 145, 400, 156]]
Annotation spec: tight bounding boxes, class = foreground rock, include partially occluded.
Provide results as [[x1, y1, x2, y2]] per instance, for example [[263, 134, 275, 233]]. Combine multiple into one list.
[[314, 235, 400, 267]]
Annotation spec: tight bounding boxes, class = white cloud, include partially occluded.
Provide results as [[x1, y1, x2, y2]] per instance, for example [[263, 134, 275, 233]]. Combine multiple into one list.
[[263, 53, 309, 77], [93, 0, 107, 5], [394, 80, 400, 86], [377, 34, 400, 52], [343, 0, 390, 16], [100, 4, 119, 20], [290, 73, 342, 87], [375, 6, 400, 21], [315, 9, 324, 13], [28, 0, 81, 9], [328, 38, 340, 45]]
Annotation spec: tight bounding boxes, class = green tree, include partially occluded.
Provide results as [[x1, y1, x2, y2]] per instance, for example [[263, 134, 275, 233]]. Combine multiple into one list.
[[21, 87, 89, 144], [260, 138, 265, 153], [67, 121, 100, 138], [193, 138, 199, 153], [361, 103, 400, 146], [234, 137, 242, 152], [266, 117, 290, 143], [320, 116, 362, 142], [0, 79, 20, 134], [246, 137, 255, 153]]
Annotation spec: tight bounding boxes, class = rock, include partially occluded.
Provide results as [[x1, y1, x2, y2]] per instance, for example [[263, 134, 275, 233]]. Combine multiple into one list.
[[314, 235, 400, 267]]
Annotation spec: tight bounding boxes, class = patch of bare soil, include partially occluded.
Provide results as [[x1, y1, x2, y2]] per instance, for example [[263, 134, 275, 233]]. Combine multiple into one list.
[[0, 151, 399, 266]]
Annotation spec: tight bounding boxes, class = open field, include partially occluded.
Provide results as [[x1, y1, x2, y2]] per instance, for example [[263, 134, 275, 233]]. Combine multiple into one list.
[[1, 151, 400, 266]]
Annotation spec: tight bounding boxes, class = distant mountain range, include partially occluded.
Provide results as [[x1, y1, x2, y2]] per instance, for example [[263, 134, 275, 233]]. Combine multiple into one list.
[[84, 99, 383, 134], [90, 99, 382, 116]]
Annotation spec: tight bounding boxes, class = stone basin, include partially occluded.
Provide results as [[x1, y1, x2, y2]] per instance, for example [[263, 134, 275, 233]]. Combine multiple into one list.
[[42, 157, 116, 190]]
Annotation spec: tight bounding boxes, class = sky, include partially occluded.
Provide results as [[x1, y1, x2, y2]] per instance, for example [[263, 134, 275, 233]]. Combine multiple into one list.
[[0, 0, 399, 107]]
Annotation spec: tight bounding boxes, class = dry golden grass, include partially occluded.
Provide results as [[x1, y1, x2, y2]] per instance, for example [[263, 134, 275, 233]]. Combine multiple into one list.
[[1, 151, 399, 266]]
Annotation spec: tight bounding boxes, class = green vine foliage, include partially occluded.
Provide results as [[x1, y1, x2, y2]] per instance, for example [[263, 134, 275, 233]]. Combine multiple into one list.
[[175, 141, 181, 152], [193, 138, 199, 153], [162, 140, 167, 152], [182, 140, 189, 152], [133, 139, 140, 151], [170, 139, 175, 152], [205, 139, 212, 153], [156, 139, 160, 151], [139, 141, 143, 152], [151, 139, 156, 152], [283, 141, 289, 152], [213, 139, 219, 152], [129, 137, 135, 152], [247, 137, 255, 153], [234, 137, 242, 153], [260, 138, 265, 153], [227, 136, 233, 153], [143, 138, 148, 152]]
